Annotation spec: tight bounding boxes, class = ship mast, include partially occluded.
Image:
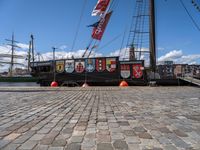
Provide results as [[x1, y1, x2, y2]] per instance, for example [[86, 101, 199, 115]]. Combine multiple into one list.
[[126, 0, 156, 71], [149, 0, 156, 72]]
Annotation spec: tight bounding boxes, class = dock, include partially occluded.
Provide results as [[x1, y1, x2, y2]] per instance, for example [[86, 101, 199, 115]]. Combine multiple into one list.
[[180, 76, 200, 86], [0, 86, 199, 150]]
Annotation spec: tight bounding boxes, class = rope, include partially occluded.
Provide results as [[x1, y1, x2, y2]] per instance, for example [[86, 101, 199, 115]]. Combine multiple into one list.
[[119, 29, 127, 59], [87, 40, 98, 58], [82, 38, 93, 58], [98, 33, 122, 51], [71, 0, 88, 51], [179, 0, 200, 31]]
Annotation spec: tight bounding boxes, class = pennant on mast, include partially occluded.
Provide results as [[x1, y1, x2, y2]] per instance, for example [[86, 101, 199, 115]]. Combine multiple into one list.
[[92, 0, 111, 16], [91, 11, 112, 41]]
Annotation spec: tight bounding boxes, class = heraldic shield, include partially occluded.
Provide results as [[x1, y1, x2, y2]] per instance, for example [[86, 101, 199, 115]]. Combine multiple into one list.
[[106, 58, 116, 72], [75, 60, 85, 73], [96, 58, 106, 72], [85, 59, 95, 72], [56, 60, 64, 73], [133, 64, 143, 78], [65, 60, 74, 73], [120, 64, 130, 79]]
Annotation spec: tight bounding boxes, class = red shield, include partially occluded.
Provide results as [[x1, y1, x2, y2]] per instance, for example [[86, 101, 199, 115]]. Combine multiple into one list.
[[96, 58, 106, 72], [120, 64, 130, 79], [133, 64, 143, 78], [75, 60, 85, 73]]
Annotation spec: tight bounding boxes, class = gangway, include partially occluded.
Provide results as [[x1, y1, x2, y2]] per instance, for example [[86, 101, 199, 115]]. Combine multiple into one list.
[[180, 76, 200, 86]]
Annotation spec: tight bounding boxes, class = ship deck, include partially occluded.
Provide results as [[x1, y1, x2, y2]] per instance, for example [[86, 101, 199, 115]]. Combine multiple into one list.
[[0, 86, 199, 150]]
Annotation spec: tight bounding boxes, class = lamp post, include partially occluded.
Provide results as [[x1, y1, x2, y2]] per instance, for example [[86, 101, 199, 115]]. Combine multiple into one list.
[[52, 47, 56, 82], [50, 47, 58, 87]]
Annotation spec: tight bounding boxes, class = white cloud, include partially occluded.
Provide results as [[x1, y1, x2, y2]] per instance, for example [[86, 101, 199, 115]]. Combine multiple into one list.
[[158, 50, 200, 64], [38, 49, 103, 61], [16, 43, 29, 50], [0, 43, 103, 72], [1, 43, 199, 73], [158, 50, 183, 62], [58, 45, 68, 50]]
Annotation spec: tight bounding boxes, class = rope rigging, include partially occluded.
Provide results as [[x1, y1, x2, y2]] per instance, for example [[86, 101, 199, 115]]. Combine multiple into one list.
[[179, 0, 200, 31], [123, 0, 150, 62], [71, 0, 88, 51]]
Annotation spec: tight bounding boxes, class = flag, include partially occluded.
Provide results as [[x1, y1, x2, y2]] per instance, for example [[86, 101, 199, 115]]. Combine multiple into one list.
[[92, 11, 112, 41], [92, 0, 111, 16], [87, 21, 100, 28]]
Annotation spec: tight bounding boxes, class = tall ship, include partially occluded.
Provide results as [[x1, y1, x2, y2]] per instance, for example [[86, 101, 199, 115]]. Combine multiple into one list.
[[30, 0, 156, 86]]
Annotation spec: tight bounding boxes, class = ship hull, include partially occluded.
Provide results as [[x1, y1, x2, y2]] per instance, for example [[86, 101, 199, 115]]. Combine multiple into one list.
[[30, 57, 146, 86]]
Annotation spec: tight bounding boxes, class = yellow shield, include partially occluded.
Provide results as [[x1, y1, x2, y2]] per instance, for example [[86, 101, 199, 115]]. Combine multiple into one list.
[[56, 60, 64, 73]]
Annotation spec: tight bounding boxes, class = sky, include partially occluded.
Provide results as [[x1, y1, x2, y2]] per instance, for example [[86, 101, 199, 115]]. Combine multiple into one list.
[[0, 0, 200, 71]]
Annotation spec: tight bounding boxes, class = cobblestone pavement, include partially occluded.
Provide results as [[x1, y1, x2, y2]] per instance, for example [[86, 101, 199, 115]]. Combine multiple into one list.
[[0, 86, 199, 150]]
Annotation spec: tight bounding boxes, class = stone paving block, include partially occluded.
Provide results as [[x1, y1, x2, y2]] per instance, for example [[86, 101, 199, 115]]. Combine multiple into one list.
[[158, 127, 172, 133], [97, 134, 111, 143], [16, 127, 30, 133], [125, 136, 141, 144], [163, 145, 178, 150], [72, 131, 85, 136], [2, 143, 21, 150], [113, 140, 128, 150], [4, 133, 21, 141], [62, 128, 73, 134], [133, 126, 147, 133], [138, 132, 153, 139], [97, 143, 113, 150], [82, 139, 95, 148], [97, 130, 110, 135], [0, 131, 12, 137], [0, 140, 10, 149], [65, 143, 81, 150], [48, 146, 64, 150], [157, 136, 171, 145], [69, 136, 83, 143], [173, 129, 188, 137], [18, 140, 37, 150], [123, 130, 136, 136], [29, 134, 46, 141], [52, 139, 67, 147], [84, 133, 96, 139], [118, 121, 130, 126], [32, 144, 49, 150], [40, 132, 60, 145]]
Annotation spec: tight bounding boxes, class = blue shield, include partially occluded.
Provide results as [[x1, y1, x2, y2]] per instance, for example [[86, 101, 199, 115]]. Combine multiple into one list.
[[85, 59, 95, 72]]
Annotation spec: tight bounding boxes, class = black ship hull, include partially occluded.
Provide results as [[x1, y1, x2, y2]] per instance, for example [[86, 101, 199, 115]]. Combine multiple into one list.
[[30, 57, 146, 86]]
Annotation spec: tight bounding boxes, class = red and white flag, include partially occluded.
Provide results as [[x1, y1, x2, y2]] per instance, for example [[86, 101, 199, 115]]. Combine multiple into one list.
[[92, 11, 112, 41], [92, 0, 111, 16]]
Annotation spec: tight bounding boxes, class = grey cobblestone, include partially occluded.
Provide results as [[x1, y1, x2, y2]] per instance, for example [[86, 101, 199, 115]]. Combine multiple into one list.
[[0, 87, 199, 149]]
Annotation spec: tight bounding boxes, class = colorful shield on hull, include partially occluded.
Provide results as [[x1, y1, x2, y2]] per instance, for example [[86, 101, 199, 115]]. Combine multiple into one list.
[[75, 60, 85, 73], [65, 60, 74, 73], [106, 58, 116, 72], [133, 64, 143, 78], [56, 60, 64, 73], [85, 59, 95, 72], [120, 64, 130, 79], [96, 58, 106, 72]]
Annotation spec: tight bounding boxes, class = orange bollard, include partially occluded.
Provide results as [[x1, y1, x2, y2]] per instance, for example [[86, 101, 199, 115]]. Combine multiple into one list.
[[51, 81, 58, 87], [119, 81, 128, 87], [82, 83, 89, 87]]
